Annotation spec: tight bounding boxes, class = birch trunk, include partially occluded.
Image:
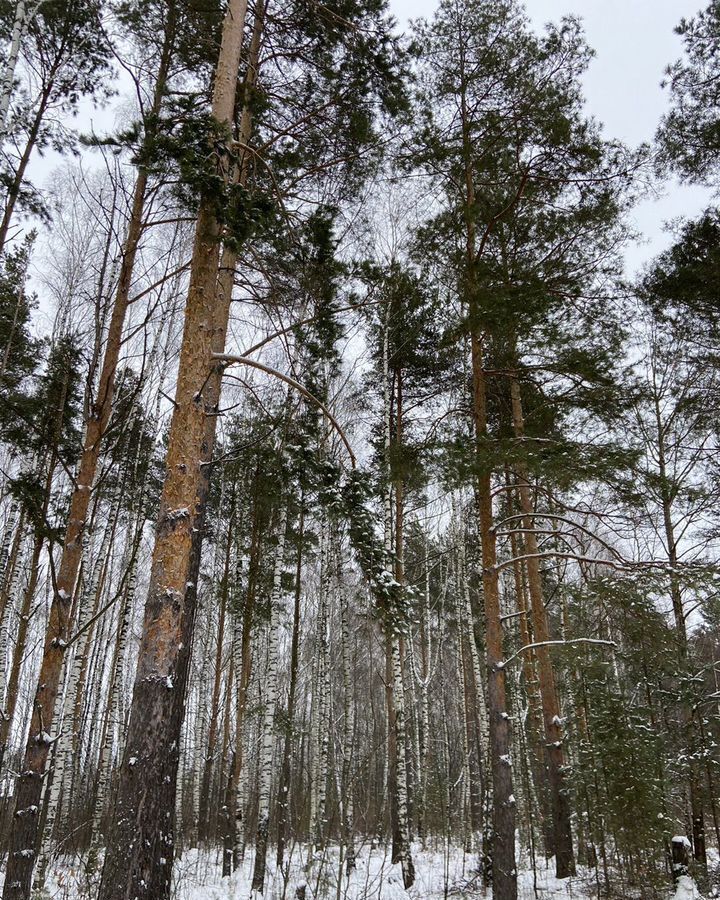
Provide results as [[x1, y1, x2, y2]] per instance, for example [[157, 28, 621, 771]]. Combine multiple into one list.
[[0, 451, 57, 778], [0, 1, 27, 145], [250, 503, 288, 894], [0, 510, 26, 715], [412, 533, 432, 845], [457, 523, 489, 846], [340, 557, 356, 876], [310, 531, 330, 852], [198, 531, 231, 844], [87, 548, 139, 869], [388, 633, 415, 888], [226, 466, 263, 874], [456, 614, 473, 851], [275, 504, 303, 869], [0, 1, 47, 146]]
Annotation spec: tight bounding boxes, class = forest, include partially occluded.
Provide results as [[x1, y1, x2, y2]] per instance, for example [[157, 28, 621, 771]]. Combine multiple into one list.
[[0, 0, 718, 898]]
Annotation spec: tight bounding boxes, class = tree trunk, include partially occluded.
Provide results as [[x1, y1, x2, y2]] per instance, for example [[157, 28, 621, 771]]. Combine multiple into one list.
[[2, 18, 178, 895], [509, 376, 575, 878], [0, 0, 29, 144], [227, 466, 264, 873], [198, 531, 230, 844], [0, 510, 26, 716], [653, 390, 707, 870], [276, 504, 303, 869], [504, 466, 554, 860], [457, 523, 489, 847], [471, 335, 517, 900], [96, 2, 250, 896], [0, 75, 52, 252], [339, 548, 356, 877], [310, 531, 330, 852], [35, 504, 119, 888], [251, 503, 288, 894]]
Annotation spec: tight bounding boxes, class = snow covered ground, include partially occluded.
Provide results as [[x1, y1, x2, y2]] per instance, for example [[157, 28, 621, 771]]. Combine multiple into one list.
[[20, 841, 708, 900]]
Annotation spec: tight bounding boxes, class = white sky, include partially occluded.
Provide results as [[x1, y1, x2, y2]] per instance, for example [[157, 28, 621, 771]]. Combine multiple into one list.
[[389, 0, 714, 273]]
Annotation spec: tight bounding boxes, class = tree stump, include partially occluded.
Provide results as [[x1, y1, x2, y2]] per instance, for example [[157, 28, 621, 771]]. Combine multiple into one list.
[[672, 835, 691, 884]]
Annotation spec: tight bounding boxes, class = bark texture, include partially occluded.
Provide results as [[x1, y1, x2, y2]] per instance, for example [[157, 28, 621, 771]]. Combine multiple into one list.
[[97, 3, 249, 897]]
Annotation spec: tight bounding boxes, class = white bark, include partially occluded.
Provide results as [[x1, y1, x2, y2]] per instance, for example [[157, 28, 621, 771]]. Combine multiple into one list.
[[0, 511, 26, 711], [0, 504, 18, 583], [390, 635, 414, 887], [250, 502, 288, 894], [0, 0, 41, 145], [340, 560, 356, 875], [311, 529, 331, 850], [458, 533, 489, 763], [90, 551, 137, 848], [36, 511, 114, 883], [456, 622, 472, 850]]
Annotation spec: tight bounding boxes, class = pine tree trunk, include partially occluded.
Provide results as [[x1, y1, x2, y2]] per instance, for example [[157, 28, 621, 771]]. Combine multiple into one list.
[[509, 376, 575, 878], [471, 336, 517, 900], [2, 355, 74, 900], [0, 76, 52, 253], [96, 3, 249, 896], [455, 15, 517, 883]]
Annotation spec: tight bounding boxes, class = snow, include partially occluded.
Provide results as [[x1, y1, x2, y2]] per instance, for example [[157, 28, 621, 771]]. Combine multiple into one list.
[[672, 875, 704, 900], [165, 845, 601, 900], [673, 836, 692, 849], [0, 844, 692, 899]]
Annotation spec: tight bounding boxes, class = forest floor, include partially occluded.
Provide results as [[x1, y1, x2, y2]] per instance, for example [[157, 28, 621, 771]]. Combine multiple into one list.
[[22, 842, 711, 900]]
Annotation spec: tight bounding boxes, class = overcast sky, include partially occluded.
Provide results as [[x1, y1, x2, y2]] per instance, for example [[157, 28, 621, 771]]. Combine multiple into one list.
[[389, 0, 714, 274]]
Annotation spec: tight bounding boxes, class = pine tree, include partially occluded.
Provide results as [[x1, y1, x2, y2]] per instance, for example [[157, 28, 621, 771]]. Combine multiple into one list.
[[657, 0, 720, 187]]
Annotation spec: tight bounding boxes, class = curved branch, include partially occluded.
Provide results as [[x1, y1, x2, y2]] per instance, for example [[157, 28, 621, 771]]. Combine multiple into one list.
[[500, 638, 616, 669], [494, 512, 627, 563], [213, 353, 356, 468]]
